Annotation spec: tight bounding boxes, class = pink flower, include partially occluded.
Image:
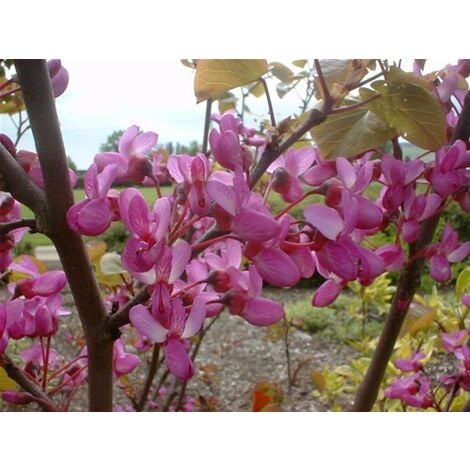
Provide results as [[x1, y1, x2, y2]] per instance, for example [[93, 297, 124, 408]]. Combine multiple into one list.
[[304, 192, 385, 283], [395, 351, 425, 372], [0, 304, 9, 354], [19, 343, 59, 369], [303, 150, 337, 187], [130, 296, 206, 381], [168, 153, 231, 216], [244, 216, 312, 288], [425, 224, 470, 283], [441, 330, 469, 352], [15, 149, 78, 190], [222, 265, 285, 326], [206, 166, 280, 243], [267, 148, 315, 202], [0, 195, 29, 270], [209, 113, 252, 171], [9, 257, 66, 299], [94, 125, 158, 183], [428, 140, 470, 197], [119, 189, 171, 277], [385, 373, 433, 409], [375, 244, 405, 272], [331, 157, 382, 231], [398, 187, 442, 243], [47, 59, 69, 98], [312, 279, 343, 307], [67, 163, 118, 236], [379, 154, 424, 212], [113, 339, 140, 378]]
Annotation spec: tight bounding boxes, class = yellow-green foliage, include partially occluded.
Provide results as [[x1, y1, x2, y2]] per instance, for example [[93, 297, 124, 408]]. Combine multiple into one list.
[[312, 286, 470, 411]]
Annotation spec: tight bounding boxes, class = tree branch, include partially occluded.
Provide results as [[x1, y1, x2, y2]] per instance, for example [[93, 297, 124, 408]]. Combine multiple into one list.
[[249, 108, 326, 188], [353, 89, 470, 412], [14, 59, 113, 411], [0, 141, 47, 218], [0, 354, 57, 412], [106, 286, 150, 333], [0, 218, 37, 236]]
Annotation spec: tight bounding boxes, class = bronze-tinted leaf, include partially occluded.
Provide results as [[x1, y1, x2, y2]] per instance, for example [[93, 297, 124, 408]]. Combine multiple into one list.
[[270, 61, 294, 81], [367, 66, 446, 150], [194, 59, 268, 103], [0, 367, 17, 391], [311, 100, 397, 159], [292, 59, 308, 68], [217, 91, 238, 113]]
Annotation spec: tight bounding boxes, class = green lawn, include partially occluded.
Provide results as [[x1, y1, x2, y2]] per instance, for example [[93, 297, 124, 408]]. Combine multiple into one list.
[[20, 181, 384, 248]]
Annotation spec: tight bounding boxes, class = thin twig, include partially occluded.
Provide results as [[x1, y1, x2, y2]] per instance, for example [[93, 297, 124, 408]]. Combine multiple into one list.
[[107, 286, 150, 333], [0, 354, 57, 412], [314, 59, 333, 112], [260, 78, 276, 127], [136, 345, 160, 411], [0, 218, 37, 235], [202, 99, 212, 155]]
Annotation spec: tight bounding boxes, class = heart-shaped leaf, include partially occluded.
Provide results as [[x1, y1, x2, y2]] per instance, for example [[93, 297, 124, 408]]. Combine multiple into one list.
[[311, 100, 397, 159], [366, 66, 446, 150], [194, 59, 268, 103]]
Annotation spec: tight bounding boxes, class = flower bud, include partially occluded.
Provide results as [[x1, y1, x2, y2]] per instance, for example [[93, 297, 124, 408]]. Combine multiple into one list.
[[271, 167, 292, 194], [207, 270, 231, 293], [2, 391, 35, 405], [0, 192, 15, 216], [223, 291, 246, 315], [0, 134, 16, 157]]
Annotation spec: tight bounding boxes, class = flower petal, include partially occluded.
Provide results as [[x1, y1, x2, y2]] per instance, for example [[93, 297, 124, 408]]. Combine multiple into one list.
[[304, 204, 344, 240], [429, 254, 451, 282], [76, 199, 113, 236], [253, 248, 300, 287], [182, 296, 206, 339], [233, 210, 280, 243], [129, 305, 168, 343], [242, 297, 284, 326], [165, 337, 194, 381], [312, 280, 343, 307], [206, 180, 237, 216]]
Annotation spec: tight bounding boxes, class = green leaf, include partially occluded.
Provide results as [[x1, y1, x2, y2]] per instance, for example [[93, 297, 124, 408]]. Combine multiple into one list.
[[276, 81, 294, 99], [0, 367, 17, 391], [292, 59, 308, 68], [270, 61, 294, 81], [217, 91, 238, 113], [247, 82, 265, 98], [194, 59, 268, 103], [401, 300, 437, 337], [366, 66, 446, 150], [100, 252, 127, 275], [311, 100, 397, 159], [456, 267, 470, 298]]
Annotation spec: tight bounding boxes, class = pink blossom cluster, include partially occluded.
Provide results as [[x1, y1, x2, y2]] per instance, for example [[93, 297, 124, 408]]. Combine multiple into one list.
[[2, 59, 470, 410], [385, 328, 470, 410], [59, 112, 470, 383]]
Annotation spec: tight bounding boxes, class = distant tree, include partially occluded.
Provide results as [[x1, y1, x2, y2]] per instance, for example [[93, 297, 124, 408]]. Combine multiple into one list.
[[67, 156, 78, 172], [99, 129, 124, 152]]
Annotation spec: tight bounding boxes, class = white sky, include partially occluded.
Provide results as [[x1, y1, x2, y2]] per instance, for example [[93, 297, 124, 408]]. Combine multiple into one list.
[[0, 59, 456, 169], [0, 60, 302, 169]]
